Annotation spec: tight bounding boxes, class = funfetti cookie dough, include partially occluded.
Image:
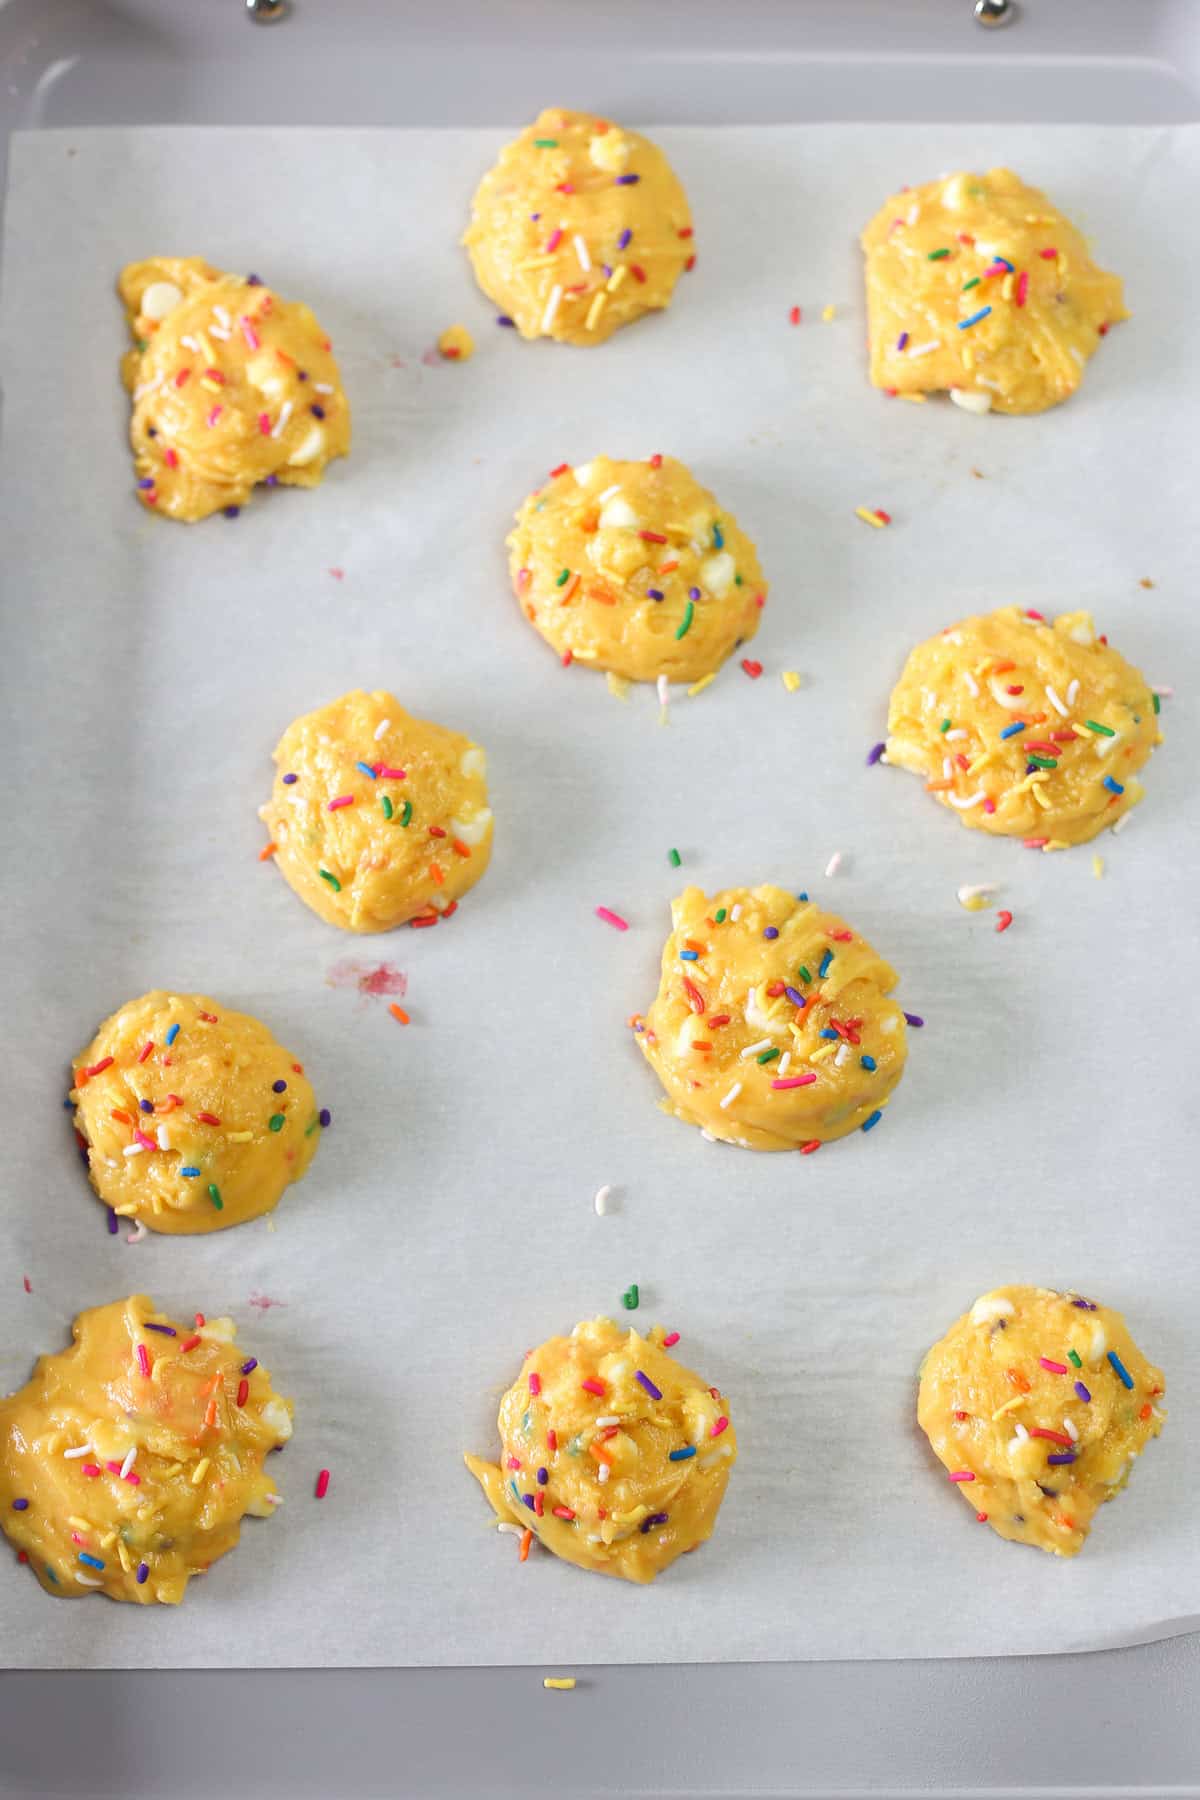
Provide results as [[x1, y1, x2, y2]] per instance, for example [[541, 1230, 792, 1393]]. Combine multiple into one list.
[[861, 169, 1127, 413], [463, 108, 694, 345], [119, 256, 350, 520], [508, 455, 766, 683], [260, 689, 493, 932], [634, 884, 909, 1151], [918, 1285, 1165, 1556], [465, 1317, 736, 1583], [0, 1294, 292, 1603], [885, 606, 1162, 849], [71, 992, 324, 1234]]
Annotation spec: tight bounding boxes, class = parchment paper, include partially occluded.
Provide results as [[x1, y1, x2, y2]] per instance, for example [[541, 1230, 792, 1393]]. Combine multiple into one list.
[[1, 123, 1196, 1670]]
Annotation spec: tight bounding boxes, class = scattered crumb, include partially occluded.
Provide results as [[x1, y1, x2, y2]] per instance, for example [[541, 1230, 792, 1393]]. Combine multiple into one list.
[[957, 883, 996, 912], [824, 851, 843, 878], [248, 1292, 287, 1311], [326, 959, 408, 1000], [740, 658, 763, 679], [606, 672, 631, 702], [789, 305, 802, 326], [687, 672, 716, 698], [971, 468, 985, 479], [594, 1184, 613, 1217], [1139, 577, 1155, 589], [438, 323, 475, 362], [781, 670, 802, 693], [821, 304, 836, 323], [1092, 854, 1105, 879], [22, 1276, 31, 1294], [328, 567, 345, 581], [543, 1677, 577, 1691]]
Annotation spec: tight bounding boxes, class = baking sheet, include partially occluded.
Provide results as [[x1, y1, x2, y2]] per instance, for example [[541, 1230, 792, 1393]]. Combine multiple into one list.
[[0, 121, 1196, 1670]]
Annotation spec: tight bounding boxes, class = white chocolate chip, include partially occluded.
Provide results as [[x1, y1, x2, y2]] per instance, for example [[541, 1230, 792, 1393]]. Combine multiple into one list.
[[573, 462, 594, 488], [286, 423, 325, 468], [598, 495, 640, 530], [460, 746, 487, 779], [950, 388, 993, 415], [1089, 1323, 1107, 1361], [260, 1400, 292, 1442], [449, 806, 492, 846], [971, 1293, 1015, 1326], [588, 130, 629, 174], [140, 280, 184, 322], [699, 550, 735, 598]]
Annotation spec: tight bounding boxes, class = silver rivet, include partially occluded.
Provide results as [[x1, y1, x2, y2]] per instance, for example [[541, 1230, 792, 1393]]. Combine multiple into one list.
[[974, 0, 1016, 26], [246, 0, 290, 23]]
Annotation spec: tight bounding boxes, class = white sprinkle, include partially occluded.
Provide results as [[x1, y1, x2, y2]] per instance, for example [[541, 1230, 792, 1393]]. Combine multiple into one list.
[[573, 234, 591, 272], [593, 1184, 612, 1216], [906, 339, 941, 359], [155, 1127, 170, 1152], [209, 326, 232, 341], [595, 1416, 622, 1429], [265, 1493, 284, 1505], [1069, 345, 1084, 365], [1064, 1417, 1079, 1443], [75, 1574, 104, 1588], [122, 1144, 145, 1157], [120, 1448, 137, 1479], [597, 1462, 610, 1484], [179, 334, 200, 352], [949, 388, 992, 415], [906, 203, 920, 226], [374, 718, 391, 741], [740, 1039, 772, 1061], [1153, 684, 1173, 699], [944, 728, 967, 741], [946, 789, 986, 809], [777, 1051, 790, 1077], [63, 1444, 92, 1459], [132, 375, 164, 403], [270, 400, 293, 440], [497, 1522, 523, 1536], [719, 1082, 742, 1110], [313, 382, 334, 395], [213, 305, 231, 328], [125, 1221, 147, 1245], [1111, 812, 1133, 835], [596, 483, 622, 505], [541, 284, 563, 333], [1014, 1421, 1029, 1440], [835, 1042, 851, 1068], [656, 675, 670, 711], [824, 851, 842, 878], [1066, 679, 1080, 706], [730, 904, 743, 922], [1045, 685, 1069, 718], [963, 670, 980, 698]]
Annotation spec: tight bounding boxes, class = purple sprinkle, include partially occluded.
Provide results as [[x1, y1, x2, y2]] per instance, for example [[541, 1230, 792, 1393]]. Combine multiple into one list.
[[247, 273, 263, 286], [897, 331, 909, 351], [867, 741, 886, 766], [536, 1467, 548, 1485], [223, 506, 240, 519], [529, 213, 541, 222], [496, 315, 516, 328], [602, 264, 613, 279], [266, 474, 279, 486], [139, 1098, 154, 1114], [640, 1511, 668, 1532], [282, 772, 298, 785], [784, 986, 806, 1008], [1025, 761, 1037, 776], [319, 1108, 332, 1129], [1071, 1297, 1098, 1311], [1047, 1452, 1076, 1465], [136, 1562, 149, 1584], [647, 587, 664, 601], [11, 1498, 29, 1511], [273, 1079, 288, 1093], [146, 426, 157, 438], [1074, 1381, 1091, 1403], [763, 926, 779, 940], [241, 1358, 258, 1375], [634, 1370, 662, 1401], [137, 477, 155, 490], [107, 1209, 118, 1236], [522, 1492, 536, 1510], [615, 174, 640, 186], [144, 1323, 177, 1337], [904, 1012, 924, 1028], [688, 586, 701, 601], [617, 228, 632, 250], [297, 370, 308, 382], [311, 404, 326, 419]]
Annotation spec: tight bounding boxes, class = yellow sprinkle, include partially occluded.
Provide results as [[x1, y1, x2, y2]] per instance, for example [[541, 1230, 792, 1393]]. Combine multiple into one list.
[[1059, 255, 1070, 276], [991, 1395, 1027, 1422], [191, 1458, 210, 1486], [821, 304, 836, 322], [966, 750, 998, 778], [899, 392, 927, 403], [515, 255, 558, 272], [606, 265, 628, 294], [961, 347, 975, 371], [68, 1516, 92, 1533], [1031, 784, 1051, 810], [605, 672, 630, 703], [100, 1530, 117, 1549], [199, 377, 223, 394], [161, 1463, 183, 1479], [585, 291, 608, 332], [959, 894, 990, 912], [437, 323, 474, 362], [687, 672, 717, 699], [809, 1043, 839, 1064], [196, 332, 217, 365], [781, 670, 802, 693], [543, 1677, 577, 1691], [114, 1204, 138, 1217], [227, 1130, 253, 1143], [1092, 854, 1105, 879], [1045, 838, 1070, 851], [117, 1541, 132, 1573], [1002, 273, 1015, 301], [855, 506, 886, 529]]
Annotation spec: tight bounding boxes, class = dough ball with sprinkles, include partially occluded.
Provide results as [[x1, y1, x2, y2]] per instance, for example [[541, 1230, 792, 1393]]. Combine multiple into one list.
[[918, 1285, 1165, 1556], [119, 256, 350, 521], [260, 689, 493, 931], [860, 168, 1126, 414], [884, 606, 1162, 850], [71, 992, 322, 1235], [636, 884, 908, 1151], [0, 1294, 292, 1603], [464, 108, 694, 346], [465, 1316, 736, 1583], [508, 455, 766, 683]]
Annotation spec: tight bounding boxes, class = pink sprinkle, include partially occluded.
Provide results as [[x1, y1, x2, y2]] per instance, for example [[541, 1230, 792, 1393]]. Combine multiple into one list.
[[315, 1469, 331, 1500], [546, 228, 564, 253], [377, 767, 406, 780], [1039, 1357, 1069, 1374], [1024, 836, 1049, 849], [662, 1332, 680, 1348], [327, 795, 355, 811], [506, 1455, 522, 1470], [138, 1041, 154, 1063], [124, 1471, 141, 1486], [528, 1372, 542, 1396], [1025, 609, 1046, 621], [240, 317, 261, 350], [1016, 270, 1029, 308], [1039, 247, 1058, 259], [546, 1430, 558, 1452], [135, 1344, 151, 1379], [581, 1378, 606, 1397], [105, 1461, 122, 1475], [771, 1073, 818, 1090], [206, 405, 223, 427], [258, 412, 271, 435], [133, 1129, 156, 1151], [983, 799, 996, 815], [164, 447, 179, 469], [81, 1463, 101, 1478], [711, 1416, 729, 1438], [948, 1470, 976, 1482], [22, 1277, 31, 1294], [595, 906, 629, 932], [517, 567, 531, 588], [71, 1532, 87, 1546]]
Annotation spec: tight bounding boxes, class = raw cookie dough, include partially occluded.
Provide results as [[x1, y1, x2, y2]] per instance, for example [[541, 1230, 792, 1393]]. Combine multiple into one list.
[[861, 169, 1127, 414], [0, 1294, 292, 1603], [260, 689, 493, 932], [71, 992, 323, 1235], [119, 256, 350, 520], [918, 1285, 1165, 1556], [635, 884, 908, 1151], [463, 108, 694, 345], [885, 606, 1161, 849], [465, 1317, 736, 1583], [508, 455, 766, 683]]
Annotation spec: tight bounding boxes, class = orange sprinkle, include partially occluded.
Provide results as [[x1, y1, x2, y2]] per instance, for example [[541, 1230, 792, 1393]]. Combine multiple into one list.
[[580, 508, 599, 533], [259, 841, 278, 862], [204, 1398, 218, 1428], [585, 580, 619, 605], [1005, 1368, 1031, 1393], [559, 572, 581, 604], [989, 660, 1016, 676], [588, 1441, 614, 1468], [111, 1109, 133, 1126], [658, 559, 679, 574], [1056, 1515, 1076, 1530], [429, 863, 445, 887], [925, 778, 955, 792], [451, 838, 472, 859], [519, 1527, 533, 1562], [388, 1004, 410, 1026], [1139, 1401, 1153, 1420]]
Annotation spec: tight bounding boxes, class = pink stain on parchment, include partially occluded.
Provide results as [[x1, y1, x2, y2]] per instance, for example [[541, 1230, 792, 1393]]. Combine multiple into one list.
[[248, 1292, 287, 1312], [326, 959, 408, 1000]]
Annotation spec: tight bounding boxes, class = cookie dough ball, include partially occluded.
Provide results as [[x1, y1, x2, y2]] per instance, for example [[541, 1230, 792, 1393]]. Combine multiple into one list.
[[71, 992, 322, 1235], [636, 885, 908, 1151], [463, 108, 694, 345], [260, 689, 493, 932], [508, 456, 766, 683], [885, 606, 1161, 849], [0, 1294, 292, 1603], [861, 169, 1127, 414], [119, 256, 350, 521], [918, 1285, 1165, 1557], [465, 1317, 736, 1583]]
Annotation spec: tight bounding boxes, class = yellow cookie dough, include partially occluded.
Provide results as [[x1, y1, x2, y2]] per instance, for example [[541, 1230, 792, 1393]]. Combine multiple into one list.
[[861, 169, 1127, 414], [885, 606, 1162, 849], [464, 108, 694, 345], [119, 256, 350, 520], [71, 992, 323, 1235], [635, 885, 908, 1151], [465, 1317, 736, 1583], [508, 455, 766, 683], [918, 1285, 1165, 1556], [260, 689, 493, 932], [0, 1295, 292, 1603]]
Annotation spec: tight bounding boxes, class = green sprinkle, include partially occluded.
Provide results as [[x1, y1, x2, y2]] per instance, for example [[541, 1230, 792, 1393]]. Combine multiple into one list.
[[381, 794, 394, 821], [318, 869, 341, 892], [621, 1284, 639, 1311], [714, 907, 727, 923], [1068, 1349, 1082, 1368], [305, 1115, 320, 1136], [208, 1184, 223, 1211], [46, 1565, 58, 1583], [798, 965, 812, 984], [675, 600, 694, 640], [939, 718, 951, 733], [555, 568, 570, 587], [399, 799, 413, 828], [667, 848, 681, 868], [927, 248, 951, 260], [1152, 692, 1161, 714], [1028, 754, 1058, 770], [1085, 720, 1115, 737], [534, 137, 558, 147], [268, 1114, 285, 1133], [756, 1047, 780, 1065], [734, 573, 743, 586], [961, 276, 981, 292]]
